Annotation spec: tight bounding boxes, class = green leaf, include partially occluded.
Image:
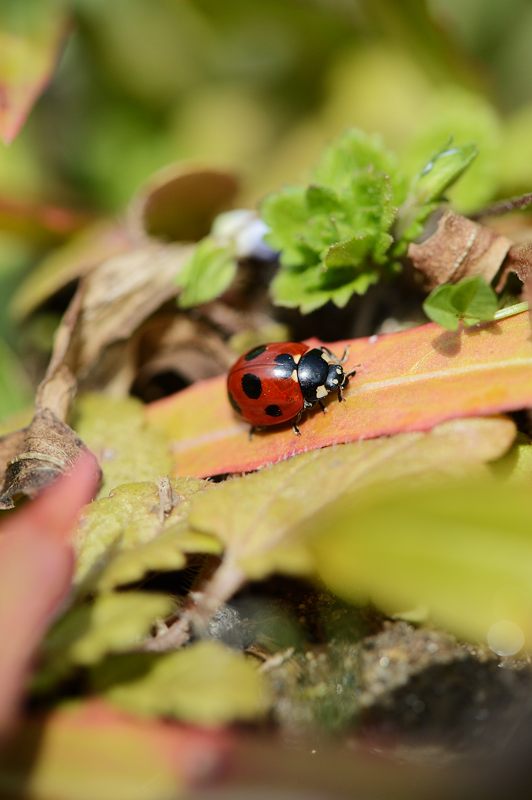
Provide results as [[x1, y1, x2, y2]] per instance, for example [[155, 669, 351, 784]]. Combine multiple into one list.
[[43, 592, 175, 668], [74, 478, 215, 590], [73, 394, 173, 495], [261, 128, 402, 313], [35, 592, 176, 691], [421, 284, 460, 331], [262, 186, 317, 268], [308, 475, 532, 650], [270, 262, 380, 313], [401, 88, 501, 214], [452, 276, 498, 321], [185, 418, 515, 582], [176, 237, 237, 308], [396, 142, 478, 247], [92, 641, 270, 725], [312, 129, 400, 194], [414, 143, 478, 207], [324, 232, 377, 269], [423, 277, 498, 330]]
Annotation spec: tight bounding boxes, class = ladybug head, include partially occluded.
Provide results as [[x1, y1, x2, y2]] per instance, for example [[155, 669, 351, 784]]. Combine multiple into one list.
[[324, 362, 347, 392]]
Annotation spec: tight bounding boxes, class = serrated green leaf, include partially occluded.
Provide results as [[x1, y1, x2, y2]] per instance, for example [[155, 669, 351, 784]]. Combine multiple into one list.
[[176, 237, 237, 308], [92, 641, 270, 725], [308, 475, 532, 650], [312, 129, 399, 194], [271, 262, 379, 313], [185, 418, 514, 581], [262, 186, 317, 268], [423, 277, 497, 330], [305, 184, 340, 213], [261, 129, 402, 313], [324, 233, 375, 269], [35, 592, 176, 691], [73, 394, 173, 495], [74, 478, 213, 590], [96, 526, 219, 593]]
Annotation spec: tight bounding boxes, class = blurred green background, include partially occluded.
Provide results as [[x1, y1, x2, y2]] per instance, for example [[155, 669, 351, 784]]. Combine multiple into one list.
[[2, 0, 532, 420]]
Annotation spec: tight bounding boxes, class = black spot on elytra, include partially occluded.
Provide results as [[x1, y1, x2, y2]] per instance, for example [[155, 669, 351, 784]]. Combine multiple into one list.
[[244, 344, 267, 361], [228, 391, 241, 415], [265, 404, 282, 417], [242, 373, 262, 399]]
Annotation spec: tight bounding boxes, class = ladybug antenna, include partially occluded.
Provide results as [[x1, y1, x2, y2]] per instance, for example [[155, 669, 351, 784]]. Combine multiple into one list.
[[345, 362, 360, 380]]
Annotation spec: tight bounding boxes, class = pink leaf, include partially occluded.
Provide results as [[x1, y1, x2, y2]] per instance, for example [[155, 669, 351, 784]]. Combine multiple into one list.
[[147, 312, 532, 477], [0, 454, 99, 735]]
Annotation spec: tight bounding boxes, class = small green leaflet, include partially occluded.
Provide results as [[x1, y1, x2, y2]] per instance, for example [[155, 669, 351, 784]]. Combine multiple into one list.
[[423, 276, 498, 331], [176, 237, 237, 308], [395, 142, 478, 250]]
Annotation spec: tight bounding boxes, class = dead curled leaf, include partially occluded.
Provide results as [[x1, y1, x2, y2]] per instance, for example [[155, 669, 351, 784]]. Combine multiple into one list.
[[145, 416, 515, 651], [0, 409, 98, 510], [1, 166, 240, 505], [0, 245, 189, 505], [127, 165, 239, 243], [408, 209, 512, 290], [496, 241, 532, 292]]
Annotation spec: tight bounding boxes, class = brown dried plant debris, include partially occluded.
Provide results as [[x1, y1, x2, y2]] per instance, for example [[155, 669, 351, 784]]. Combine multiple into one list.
[[408, 209, 512, 291], [0, 408, 98, 510], [0, 243, 190, 505]]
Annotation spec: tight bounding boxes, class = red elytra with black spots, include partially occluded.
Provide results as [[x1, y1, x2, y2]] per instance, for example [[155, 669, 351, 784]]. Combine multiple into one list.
[[227, 342, 354, 429]]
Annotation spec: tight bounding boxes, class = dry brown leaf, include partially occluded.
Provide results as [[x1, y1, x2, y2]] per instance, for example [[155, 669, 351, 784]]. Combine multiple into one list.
[[0, 245, 187, 502], [1, 167, 241, 504], [408, 210, 512, 290], [496, 241, 532, 292], [0, 409, 99, 510]]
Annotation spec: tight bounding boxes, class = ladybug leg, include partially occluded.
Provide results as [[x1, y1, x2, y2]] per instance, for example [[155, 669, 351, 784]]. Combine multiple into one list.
[[248, 425, 258, 441], [337, 368, 357, 402], [318, 399, 327, 413], [292, 411, 303, 436]]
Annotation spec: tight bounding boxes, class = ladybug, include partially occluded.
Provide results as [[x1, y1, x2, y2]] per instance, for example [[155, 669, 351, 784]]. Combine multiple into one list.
[[227, 342, 356, 434]]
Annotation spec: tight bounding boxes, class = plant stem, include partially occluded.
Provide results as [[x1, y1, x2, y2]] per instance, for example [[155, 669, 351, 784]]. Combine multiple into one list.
[[493, 302, 529, 321]]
